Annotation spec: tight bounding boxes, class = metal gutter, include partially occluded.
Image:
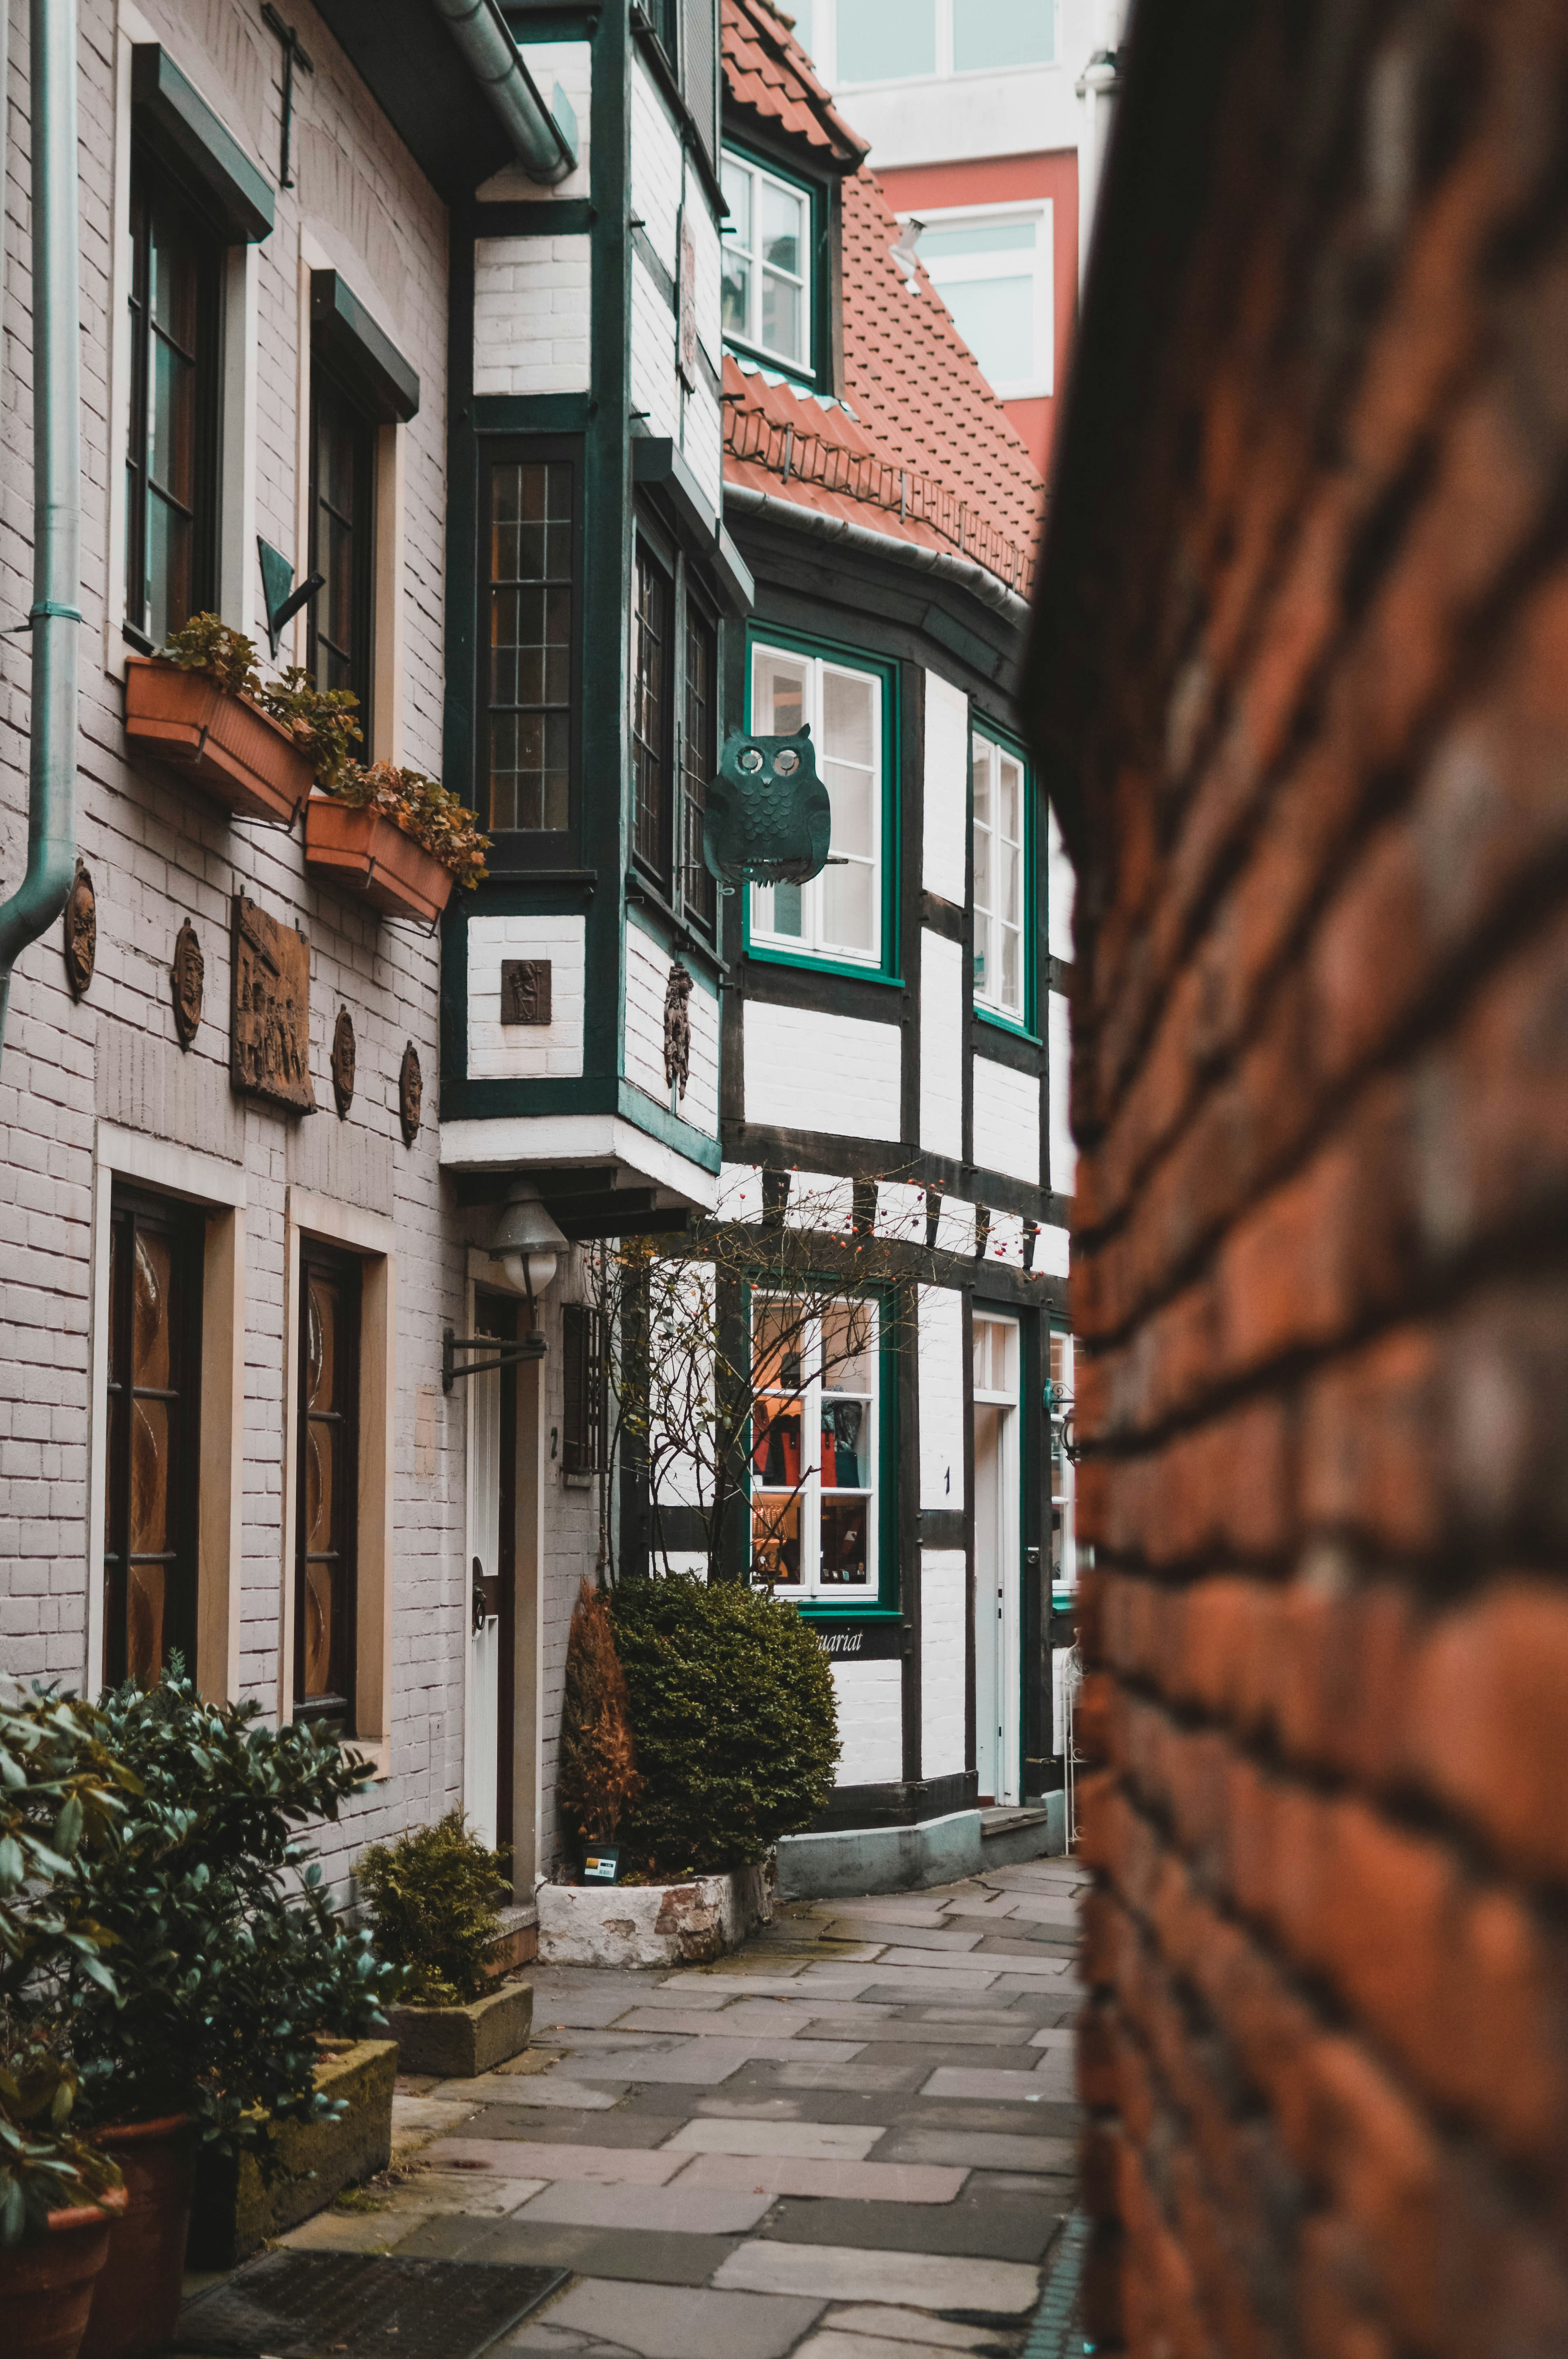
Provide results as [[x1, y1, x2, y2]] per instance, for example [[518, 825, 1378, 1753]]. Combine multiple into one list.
[[0, 0, 82, 1068], [430, 0, 577, 184], [723, 481, 1033, 627]]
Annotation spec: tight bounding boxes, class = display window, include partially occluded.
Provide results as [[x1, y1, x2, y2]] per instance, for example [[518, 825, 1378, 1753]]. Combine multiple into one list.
[[750, 1297, 879, 1596]]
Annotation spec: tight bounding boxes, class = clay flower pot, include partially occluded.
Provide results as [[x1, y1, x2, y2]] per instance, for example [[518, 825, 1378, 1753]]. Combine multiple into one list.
[[79, 2117, 195, 2359], [0, 2188, 126, 2359], [303, 793, 457, 923], [124, 656, 313, 826]]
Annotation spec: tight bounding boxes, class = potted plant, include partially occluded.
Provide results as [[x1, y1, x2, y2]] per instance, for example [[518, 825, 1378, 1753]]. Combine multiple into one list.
[[122, 616, 346, 827], [360, 1815, 532, 2078], [0, 1694, 128, 2359], [45, 1671, 398, 2354], [303, 759, 489, 922]]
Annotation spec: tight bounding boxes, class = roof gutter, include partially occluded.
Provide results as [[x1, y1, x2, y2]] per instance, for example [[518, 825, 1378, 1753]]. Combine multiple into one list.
[[723, 482, 1033, 627], [430, 0, 577, 184]]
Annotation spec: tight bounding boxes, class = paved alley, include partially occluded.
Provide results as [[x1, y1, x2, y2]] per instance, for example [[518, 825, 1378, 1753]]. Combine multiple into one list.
[[273, 1853, 1086, 2357]]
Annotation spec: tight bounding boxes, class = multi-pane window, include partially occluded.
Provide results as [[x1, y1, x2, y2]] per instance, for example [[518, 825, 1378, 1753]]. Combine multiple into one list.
[[830, 0, 1055, 81], [750, 642, 883, 965], [915, 208, 1053, 401], [683, 597, 719, 930], [562, 1304, 607, 1475], [751, 1299, 879, 1595], [487, 457, 574, 835], [633, 542, 674, 880], [721, 152, 811, 372], [294, 1244, 360, 1728], [973, 732, 1026, 1021], [308, 368, 376, 728], [103, 1189, 204, 1688], [124, 149, 219, 648]]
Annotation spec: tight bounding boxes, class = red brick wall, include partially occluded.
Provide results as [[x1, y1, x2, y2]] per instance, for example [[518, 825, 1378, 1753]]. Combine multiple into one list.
[[1028, 4, 1568, 2353]]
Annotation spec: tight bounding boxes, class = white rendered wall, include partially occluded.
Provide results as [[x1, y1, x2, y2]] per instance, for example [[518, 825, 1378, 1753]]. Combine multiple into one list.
[[624, 919, 719, 1137], [1048, 991, 1076, 1194], [973, 1057, 1041, 1186], [831, 1660, 904, 1785], [743, 1002, 902, 1142], [921, 1550, 967, 1779], [474, 235, 591, 396], [923, 671, 969, 896], [919, 929, 963, 1158], [917, 1285, 965, 1511], [467, 916, 586, 1080]]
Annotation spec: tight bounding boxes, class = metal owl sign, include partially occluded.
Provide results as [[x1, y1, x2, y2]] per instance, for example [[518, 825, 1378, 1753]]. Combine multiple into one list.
[[702, 725, 832, 888]]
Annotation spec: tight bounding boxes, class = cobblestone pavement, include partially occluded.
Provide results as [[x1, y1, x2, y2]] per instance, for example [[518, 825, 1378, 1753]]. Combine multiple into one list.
[[277, 1853, 1086, 2358]]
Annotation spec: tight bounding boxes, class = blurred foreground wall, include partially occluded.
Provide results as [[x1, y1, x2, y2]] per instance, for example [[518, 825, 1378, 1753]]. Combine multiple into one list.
[[1024, 2, 1568, 2352]]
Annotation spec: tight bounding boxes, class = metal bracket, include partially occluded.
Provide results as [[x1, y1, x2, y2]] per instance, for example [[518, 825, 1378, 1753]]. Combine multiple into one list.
[[257, 538, 325, 660], [442, 1326, 546, 1392]]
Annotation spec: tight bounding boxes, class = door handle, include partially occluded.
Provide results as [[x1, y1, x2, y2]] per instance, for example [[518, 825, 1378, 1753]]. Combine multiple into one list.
[[471, 1555, 500, 1634]]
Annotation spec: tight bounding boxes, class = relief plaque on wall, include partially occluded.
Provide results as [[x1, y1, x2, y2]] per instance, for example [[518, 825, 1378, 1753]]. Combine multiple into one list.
[[230, 892, 315, 1111], [331, 1006, 356, 1118], [501, 958, 552, 1025], [170, 919, 204, 1047], [63, 859, 96, 1000]]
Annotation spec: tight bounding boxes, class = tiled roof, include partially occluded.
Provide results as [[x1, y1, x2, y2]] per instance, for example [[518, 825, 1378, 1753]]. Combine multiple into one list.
[[721, 0, 866, 165], [719, 2, 1044, 600]]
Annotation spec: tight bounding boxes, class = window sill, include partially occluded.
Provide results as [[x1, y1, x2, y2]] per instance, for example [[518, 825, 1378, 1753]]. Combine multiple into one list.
[[746, 942, 902, 988], [974, 1003, 1041, 1047], [721, 336, 822, 398]]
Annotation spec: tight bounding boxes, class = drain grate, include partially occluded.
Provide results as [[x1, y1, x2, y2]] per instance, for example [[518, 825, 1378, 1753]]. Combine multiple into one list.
[[174, 2250, 568, 2359], [1022, 2212, 1092, 2359]]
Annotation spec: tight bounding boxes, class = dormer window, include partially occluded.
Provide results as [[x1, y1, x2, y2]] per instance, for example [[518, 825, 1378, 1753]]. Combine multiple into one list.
[[722, 149, 814, 376]]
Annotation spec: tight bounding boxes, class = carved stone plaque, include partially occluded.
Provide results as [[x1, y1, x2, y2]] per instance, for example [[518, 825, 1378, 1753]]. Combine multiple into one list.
[[63, 859, 96, 1000], [230, 892, 314, 1111], [501, 958, 552, 1026], [331, 1006, 356, 1118], [170, 919, 204, 1047], [664, 960, 692, 1100], [399, 1040, 423, 1146]]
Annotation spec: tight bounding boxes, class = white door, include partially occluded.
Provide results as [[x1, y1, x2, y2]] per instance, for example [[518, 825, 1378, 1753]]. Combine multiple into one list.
[[465, 1328, 503, 1851], [973, 1316, 1021, 1806]]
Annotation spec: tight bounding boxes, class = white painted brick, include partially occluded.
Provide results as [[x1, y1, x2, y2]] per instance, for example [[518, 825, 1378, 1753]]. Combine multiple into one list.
[[923, 671, 969, 897], [476, 42, 593, 205], [467, 916, 586, 1080], [473, 236, 592, 396], [624, 918, 718, 1137], [1048, 991, 1075, 1195], [831, 1659, 904, 1786], [743, 1002, 902, 1144], [973, 1057, 1040, 1187], [919, 929, 963, 1159], [921, 1549, 966, 1779], [917, 1285, 965, 1512], [631, 57, 683, 271], [630, 254, 680, 440]]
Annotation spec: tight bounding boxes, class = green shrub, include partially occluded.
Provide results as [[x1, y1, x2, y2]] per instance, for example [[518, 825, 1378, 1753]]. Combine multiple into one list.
[[357, 1813, 509, 2006], [609, 1575, 839, 1879]]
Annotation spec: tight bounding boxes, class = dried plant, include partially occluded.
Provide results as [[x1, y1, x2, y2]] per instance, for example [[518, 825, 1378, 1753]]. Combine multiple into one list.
[[558, 1581, 643, 1844]]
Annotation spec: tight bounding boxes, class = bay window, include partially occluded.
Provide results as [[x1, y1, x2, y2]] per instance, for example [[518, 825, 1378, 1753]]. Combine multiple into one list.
[[751, 1298, 880, 1597], [973, 730, 1028, 1023], [750, 640, 886, 969], [633, 540, 674, 881], [721, 150, 813, 375]]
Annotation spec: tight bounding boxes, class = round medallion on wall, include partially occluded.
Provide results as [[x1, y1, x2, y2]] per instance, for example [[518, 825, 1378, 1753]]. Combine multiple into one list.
[[63, 858, 96, 1001], [170, 919, 204, 1047], [398, 1040, 423, 1146], [331, 1007, 356, 1118]]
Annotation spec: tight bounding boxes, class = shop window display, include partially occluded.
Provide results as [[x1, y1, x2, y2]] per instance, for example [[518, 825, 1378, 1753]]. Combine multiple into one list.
[[751, 1298, 878, 1594]]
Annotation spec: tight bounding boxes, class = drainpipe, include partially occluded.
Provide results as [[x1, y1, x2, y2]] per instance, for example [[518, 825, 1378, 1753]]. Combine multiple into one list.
[[0, 0, 82, 1070], [430, 0, 578, 184]]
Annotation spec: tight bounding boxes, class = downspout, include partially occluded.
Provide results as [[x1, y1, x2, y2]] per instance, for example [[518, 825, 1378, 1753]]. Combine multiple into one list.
[[0, 0, 82, 1068], [430, 0, 578, 184]]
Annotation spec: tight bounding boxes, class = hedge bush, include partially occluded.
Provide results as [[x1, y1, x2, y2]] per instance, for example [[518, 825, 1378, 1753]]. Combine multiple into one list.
[[610, 1575, 839, 1878], [357, 1813, 509, 2005]]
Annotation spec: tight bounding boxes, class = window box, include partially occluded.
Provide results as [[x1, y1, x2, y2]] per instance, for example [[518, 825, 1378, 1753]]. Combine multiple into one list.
[[303, 793, 457, 924], [185, 2038, 396, 2270], [536, 1863, 775, 1968], [123, 656, 312, 827], [386, 1977, 533, 2079]]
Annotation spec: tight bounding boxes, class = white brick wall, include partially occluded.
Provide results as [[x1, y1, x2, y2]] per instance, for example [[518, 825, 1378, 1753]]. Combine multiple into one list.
[[921, 1549, 966, 1779], [743, 1001, 902, 1142], [923, 671, 969, 897], [474, 235, 591, 397], [1047, 799, 1076, 963], [1037, 1221, 1071, 1277], [681, 367, 724, 519], [917, 1285, 965, 1511], [831, 1659, 904, 1786], [467, 915, 586, 1080], [630, 251, 681, 439], [632, 57, 683, 271], [479, 41, 594, 203], [688, 162, 723, 373], [983, 1209, 1027, 1269], [1048, 990, 1076, 1194], [973, 1056, 1041, 1186], [919, 928, 963, 1158], [624, 918, 719, 1137]]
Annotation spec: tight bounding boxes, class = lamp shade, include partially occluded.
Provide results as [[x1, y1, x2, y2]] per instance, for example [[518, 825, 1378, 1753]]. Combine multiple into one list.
[[491, 1191, 568, 1308]]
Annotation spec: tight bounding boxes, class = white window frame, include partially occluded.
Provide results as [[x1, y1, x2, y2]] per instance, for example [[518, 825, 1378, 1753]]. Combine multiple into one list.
[[750, 1296, 880, 1602], [721, 148, 813, 374], [749, 641, 884, 969], [913, 200, 1054, 401], [972, 729, 1028, 1023], [814, 0, 1059, 88]]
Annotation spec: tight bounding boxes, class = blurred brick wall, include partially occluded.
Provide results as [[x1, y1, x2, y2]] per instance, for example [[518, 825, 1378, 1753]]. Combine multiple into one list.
[[1041, 3, 1568, 2353]]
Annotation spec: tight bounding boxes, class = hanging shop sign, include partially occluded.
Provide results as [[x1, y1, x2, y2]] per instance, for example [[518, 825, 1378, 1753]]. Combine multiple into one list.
[[807, 1618, 905, 1661]]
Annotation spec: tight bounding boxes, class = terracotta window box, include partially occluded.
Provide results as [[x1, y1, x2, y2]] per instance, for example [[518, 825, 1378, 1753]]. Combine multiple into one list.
[[123, 655, 313, 826], [303, 794, 457, 924]]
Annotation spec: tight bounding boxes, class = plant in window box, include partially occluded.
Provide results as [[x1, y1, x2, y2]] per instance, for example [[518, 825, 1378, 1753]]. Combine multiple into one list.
[[122, 616, 340, 828], [358, 1815, 531, 2078], [303, 761, 490, 923], [44, 1671, 396, 2353], [0, 1694, 129, 2357]]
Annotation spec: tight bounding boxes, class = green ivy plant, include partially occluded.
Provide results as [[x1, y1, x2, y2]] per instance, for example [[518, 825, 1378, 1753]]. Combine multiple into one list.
[[52, 1671, 398, 2159], [0, 1693, 129, 2245], [609, 1575, 840, 1880], [357, 1813, 510, 2007]]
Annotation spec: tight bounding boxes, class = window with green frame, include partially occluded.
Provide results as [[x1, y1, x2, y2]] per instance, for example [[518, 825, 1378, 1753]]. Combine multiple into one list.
[[748, 1290, 896, 1607], [721, 145, 822, 381], [746, 633, 898, 978], [972, 726, 1034, 1032]]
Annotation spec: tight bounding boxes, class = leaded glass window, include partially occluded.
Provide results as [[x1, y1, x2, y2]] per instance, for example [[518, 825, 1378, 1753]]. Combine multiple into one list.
[[103, 1189, 204, 1687], [294, 1244, 360, 1727], [487, 458, 574, 834]]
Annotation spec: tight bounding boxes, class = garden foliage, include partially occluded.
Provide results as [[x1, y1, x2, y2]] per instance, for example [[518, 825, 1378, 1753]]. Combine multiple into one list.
[[558, 1581, 642, 1847], [357, 1812, 510, 2006], [610, 1574, 839, 1878]]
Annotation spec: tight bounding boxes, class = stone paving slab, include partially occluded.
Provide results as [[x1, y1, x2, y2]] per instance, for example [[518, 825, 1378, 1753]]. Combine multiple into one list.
[[1003, 1896, 1080, 1926], [674, 2151, 967, 2205], [428, 2137, 691, 2184], [667, 2117, 885, 2160], [792, 2334, 975, 2358], [393, 2211, 741, 2285], [920, 2067, 1065, 2104], [820, 2306, 1012, 2350], [797, 2017, 1035, 2048], [824, 1922, 984, 1953], [459, 2106, 676, 2146], [565, 2036, 865, 2082], [713, 2239, 1041, 2315], [515, 2178, 776, 2234], [430, 2072, 624, 2107], [375, 2166, 548, 2216], [611, 2003, 822, 2036], [521, 2277, 825, 2359], [875, 2128, 1078, 2174], [754, 2187, 1056, 2263], [767, 2060, 929, 2095]]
